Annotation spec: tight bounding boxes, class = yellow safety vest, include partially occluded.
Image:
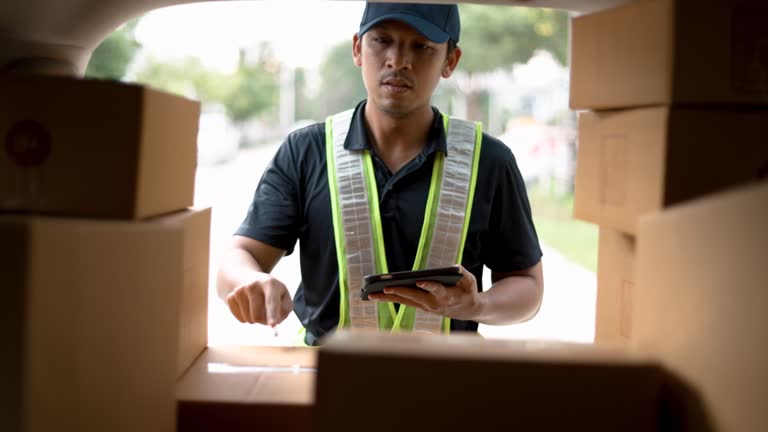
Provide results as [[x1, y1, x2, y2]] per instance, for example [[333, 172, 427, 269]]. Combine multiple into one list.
[[325, 109, 482, 334]]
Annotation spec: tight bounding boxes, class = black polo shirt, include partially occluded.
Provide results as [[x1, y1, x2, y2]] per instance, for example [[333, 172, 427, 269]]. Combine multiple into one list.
[[236, 101, 542, 345]]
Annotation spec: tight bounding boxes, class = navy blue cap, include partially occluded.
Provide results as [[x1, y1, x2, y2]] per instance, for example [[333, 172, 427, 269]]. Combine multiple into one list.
[[359, 2, 460, 44]]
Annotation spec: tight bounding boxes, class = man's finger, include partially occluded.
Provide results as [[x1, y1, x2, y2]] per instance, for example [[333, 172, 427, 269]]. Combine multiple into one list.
[[376, 288, 435, 310], [456, 265, 477, 292], [264, 285, 282, 326], [248, 289, 266, 325], [226, 293, 246, 323], [236, 290, 254, 323], [416, 280, 443, 294], [371, 293, 428, 311], [387, 286, 432, 303]]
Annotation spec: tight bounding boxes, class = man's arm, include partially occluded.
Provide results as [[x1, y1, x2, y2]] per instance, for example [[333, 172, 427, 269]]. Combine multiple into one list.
[[216, 235, 292, 326], [474, 261, 543, 325], [216, 235, 284, 299]]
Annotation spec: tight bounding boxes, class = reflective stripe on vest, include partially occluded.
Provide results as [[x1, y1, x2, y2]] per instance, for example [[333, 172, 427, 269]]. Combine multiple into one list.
[[325, 109, 482, 333]]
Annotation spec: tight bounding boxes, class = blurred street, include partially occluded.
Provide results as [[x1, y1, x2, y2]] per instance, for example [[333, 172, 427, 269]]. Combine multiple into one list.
[[195, 143, 596, 347]]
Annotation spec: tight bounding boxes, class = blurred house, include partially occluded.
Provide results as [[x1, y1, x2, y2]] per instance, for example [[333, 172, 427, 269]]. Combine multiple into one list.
[[490, 51, 575, 195], [498, 117, 573, 195]]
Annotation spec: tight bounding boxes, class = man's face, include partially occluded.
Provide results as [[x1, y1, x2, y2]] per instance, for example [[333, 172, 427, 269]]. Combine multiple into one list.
[[353, 20, 461, 119]]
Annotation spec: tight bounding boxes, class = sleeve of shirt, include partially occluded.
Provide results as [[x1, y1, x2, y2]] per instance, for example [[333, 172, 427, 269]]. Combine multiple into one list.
[[481, 147, 543, 273], [235, 136, 303, 255]]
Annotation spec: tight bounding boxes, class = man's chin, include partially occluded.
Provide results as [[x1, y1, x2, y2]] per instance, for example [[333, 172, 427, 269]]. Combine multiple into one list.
[[373, 100, 413, 119]]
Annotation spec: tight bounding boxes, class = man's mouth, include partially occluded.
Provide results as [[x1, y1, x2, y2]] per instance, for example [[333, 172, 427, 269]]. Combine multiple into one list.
[[382, 79, 411, 88], [381, 78, 413, 93]]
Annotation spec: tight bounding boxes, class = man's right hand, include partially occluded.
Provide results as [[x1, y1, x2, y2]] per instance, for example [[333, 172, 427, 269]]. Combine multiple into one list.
[[225, 273, 293, 326]]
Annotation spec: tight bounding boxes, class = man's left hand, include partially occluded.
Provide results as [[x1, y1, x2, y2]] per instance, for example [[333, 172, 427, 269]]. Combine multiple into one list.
[[367, 265, 483, 321]]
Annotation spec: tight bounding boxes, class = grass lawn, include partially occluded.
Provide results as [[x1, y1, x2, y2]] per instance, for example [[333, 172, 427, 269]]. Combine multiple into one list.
[[527, 183, 598, 273]]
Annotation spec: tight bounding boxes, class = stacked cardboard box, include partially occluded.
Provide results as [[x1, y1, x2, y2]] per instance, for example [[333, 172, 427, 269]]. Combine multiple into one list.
[[176, 346, 316, 431], [633, 182, 768, 431], [594, 229, 635, 342], [0, 75, 211, 431], [570, 0, 768, 109], [571, 0, 768, 428], [570, 0, 768, 343], [0, 75, 200, 219]]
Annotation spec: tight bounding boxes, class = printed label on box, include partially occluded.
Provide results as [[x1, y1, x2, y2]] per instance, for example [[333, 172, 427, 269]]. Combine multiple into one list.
[[5, 120, 51, 168]]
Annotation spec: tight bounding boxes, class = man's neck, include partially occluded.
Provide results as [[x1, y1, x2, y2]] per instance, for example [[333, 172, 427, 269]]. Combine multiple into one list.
[[363, 102, 434, 174]]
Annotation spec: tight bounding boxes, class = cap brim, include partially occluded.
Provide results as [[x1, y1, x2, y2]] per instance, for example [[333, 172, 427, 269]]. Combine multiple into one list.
[[359, 13, 450, 43]]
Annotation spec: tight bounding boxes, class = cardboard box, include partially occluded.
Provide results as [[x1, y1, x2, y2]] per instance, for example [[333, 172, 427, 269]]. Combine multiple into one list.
[[0, 208, 210, 432], [176, 209, 211, 378], [595, 228, 635, 343], [570, 0, 768, 109], [0, 75, 200, 219], [176, 346, 316, 432], [573, 107, 768, 234], [315, 330, 710, 432], [635, 181, 768, 431]]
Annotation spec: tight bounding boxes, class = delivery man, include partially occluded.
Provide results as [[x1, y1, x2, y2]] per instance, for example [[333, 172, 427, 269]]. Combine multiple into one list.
[[217, 2, 544, 345]]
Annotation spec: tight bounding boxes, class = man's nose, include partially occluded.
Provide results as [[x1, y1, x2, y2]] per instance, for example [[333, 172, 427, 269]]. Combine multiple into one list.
[[386, 43, 413, 70]]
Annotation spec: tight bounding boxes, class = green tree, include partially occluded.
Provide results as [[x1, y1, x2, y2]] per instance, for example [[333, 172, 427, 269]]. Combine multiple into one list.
[[459, 5, 568, 73], [135, 44, 279, 124], [314, 41, 367, 116], [455, 5, 569, 121], [224, 45, 280, 124], [135, 56, 220, 100], [85, 18, 142, 80]]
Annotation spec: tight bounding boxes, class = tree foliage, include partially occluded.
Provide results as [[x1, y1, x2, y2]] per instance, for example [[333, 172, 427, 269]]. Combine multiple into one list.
[[135, 44, 279, 124], [135, 56, 218, 99], [314, 41, 367, 116], [85, 18, 142, 80], [301, 6, 568, 123], [447, 5, 569, 123], [224, 45, 280, 123], [457, 5, 569, 74]]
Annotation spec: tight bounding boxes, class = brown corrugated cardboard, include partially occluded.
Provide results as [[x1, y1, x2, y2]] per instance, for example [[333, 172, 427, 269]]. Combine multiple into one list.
[[570, 0, 768, 109], [176, 346, 315, 432], [595, 228, 635, 343], [0, 208, 210, 432], [0, 75, 200, 219], [315, 330, 710, 432], [573, 107, 768, 234], [177, 208, 211, 378], [635, 181, 768, 431]]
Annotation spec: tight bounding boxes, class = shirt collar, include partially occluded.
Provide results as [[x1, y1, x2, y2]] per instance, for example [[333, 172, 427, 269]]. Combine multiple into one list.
[[344, 100, 449, 156]]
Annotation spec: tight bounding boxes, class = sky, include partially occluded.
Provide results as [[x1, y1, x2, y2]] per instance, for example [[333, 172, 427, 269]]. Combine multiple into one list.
[[135, 1, 366, 72]]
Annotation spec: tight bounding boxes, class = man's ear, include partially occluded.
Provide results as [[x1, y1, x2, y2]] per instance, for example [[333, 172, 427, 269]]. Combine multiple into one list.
[[442, 46, 462, 78], [352, 33, 363, 67]]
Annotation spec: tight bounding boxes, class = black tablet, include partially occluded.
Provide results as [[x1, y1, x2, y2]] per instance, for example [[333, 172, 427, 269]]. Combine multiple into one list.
[[360, 266, 463, 300]]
